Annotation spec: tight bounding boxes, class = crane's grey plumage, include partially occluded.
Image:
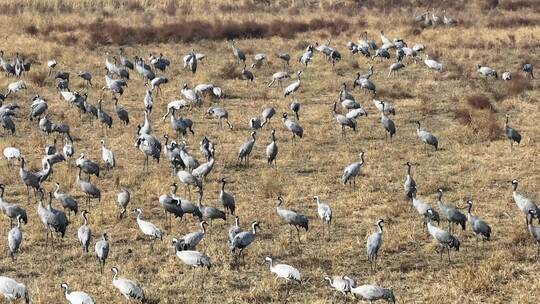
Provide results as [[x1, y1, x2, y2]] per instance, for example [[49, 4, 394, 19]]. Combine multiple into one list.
[[229, 216, 241, 244], [61, 283, 95, 304], [266, 129, 278, 166], [261, 107, 276, 127], [159, 184, 184, 230], [230, 221, 260, 264], [238, 131, 256, 166], [111, 267, 145, 303], [436, 188, 466, 233], [403, 162, 416, 199], [47, 191, 69, 239], [78, 210, 92, 254], [351, 284, 395, 303], [219, 178, 235, 217], [527, 210, 540, 256], [0, 276, 30, 304], [19, 157, 42, 200], [341, 151, 365, 189], [268, 71, 290, 87], [197, 190, 226, 225], [76, 153, 100, 180], [97, 99, 113, 129], [249, 117, 262, 130], [504, 114, 521, 150], [113, 96, 129, 125], [427, 209, 460, 262], [282, 113, 303, 142], [265, 256, 301, 300], [522, 63, 534, 79], [231, 40, 246, 63], [380, 102, 396, 140], [416, 121, 438, 151], [8, 215, 23, 260], [206, 106, 233, 129], [284, 71, 302, 97], [177, 170, 201, 199], [477, 64, 498, 78], [314, 196, 332, 238], [117, 188, 130, 219], [76, 167, 101, 209], [325, 276, 354, 296], [511, 179, 540, 227], [290, 101, 301, 120], [411, 187, 440, 230], [465, 200, 491, 244], [367, 219, 384, 271], [135, 208, 163, 248], [178, 221, 207, 250], [276, 196, 309, 242], [100, 139, 115, 170], [95, 233, 109, 273], [333, 102, 356, 136], [54, 182, 78, 219], [172, 239, 211, 288], [0, 184, 28, 228]]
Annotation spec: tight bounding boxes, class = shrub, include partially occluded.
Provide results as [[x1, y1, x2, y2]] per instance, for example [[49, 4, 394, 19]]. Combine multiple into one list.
[[467, 94, 495, 112], [29, 71, 48, 87], [507, 74, 533, 95]]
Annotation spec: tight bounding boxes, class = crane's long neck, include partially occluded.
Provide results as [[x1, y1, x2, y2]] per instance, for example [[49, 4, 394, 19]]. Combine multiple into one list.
[[0, 187, 4, 200], [377, 223, 383, 234], [220, 182, 225, 192], [437, 191, 443, 203], [234, 217, 239, 228], [271, 132, 275, 142], [407, 165, 412, 175], [512, 183, 518, 192], [83, 213, 88, 225], [54, 184, 60, 196], [467, 203, 472, 215], [201, 223, 206, 234]]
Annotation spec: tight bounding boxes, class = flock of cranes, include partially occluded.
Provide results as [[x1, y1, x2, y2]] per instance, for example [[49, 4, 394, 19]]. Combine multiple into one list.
[[0, 11, 537, 303]]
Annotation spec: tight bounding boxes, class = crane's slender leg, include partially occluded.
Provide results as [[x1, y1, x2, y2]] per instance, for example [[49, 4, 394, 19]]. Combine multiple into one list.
[[447, 247, 451, 263], [191, 268, 196, 288], [295, 226, 301, 243]]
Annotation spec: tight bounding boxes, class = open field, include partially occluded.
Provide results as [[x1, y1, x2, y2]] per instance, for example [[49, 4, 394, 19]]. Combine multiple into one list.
[[0, 0, 539, 303]]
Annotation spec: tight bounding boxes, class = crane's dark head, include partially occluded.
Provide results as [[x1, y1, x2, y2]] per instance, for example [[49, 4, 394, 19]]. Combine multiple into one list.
[[437, 188, 444, 193], [376, 219, 385, 226], [405, 161, 412, 167], [60, 283, 69, 291], [282, 113, 288, 119]]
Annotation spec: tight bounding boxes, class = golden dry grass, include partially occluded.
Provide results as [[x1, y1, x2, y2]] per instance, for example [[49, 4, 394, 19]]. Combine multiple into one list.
[[0, 1, 540, 303]]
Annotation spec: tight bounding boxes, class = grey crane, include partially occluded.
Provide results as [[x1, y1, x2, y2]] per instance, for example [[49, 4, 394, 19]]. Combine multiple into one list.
[[504, 113, 521, 150], [477, 64, 498, 78], [324, 276, 355, 296], [78, 71, 93, 87], [266, 129, 278, 166], [282, 113, 303, 143], [149, 52, 170, 72], [284, 71, 302, 97], [265, 256, 301, 300], [117, 188, 130, 219], [206, 106, 233, 129], [177, 221, 208, 250], [427, 209, 460, 262], [8, 215, 23, 260], [522, 63, 534, 79], [0, 184, 28, 228], [53, 182, 78, 220], [276, 196, 309, 242], [135, 208, 163, 249], [47, 191, 69, 239], [172, 239, 212, 288], [143, 87, 153, 113], [61, 283, 95, 304], [465, 200, 491, 245], [29, 95, 48, 121], [403, 162, 416, 199], [238, 131, 256, 166], [197, 189, 226, 225], [367, 219, 384, 271], [290, 101, 301, 120], [0, 276, 30, 304], [113, 96, 129, 125], [380, 102, 396, 140], [97, 99, 113, 129], [372, 48, 390, 60], [134, 56, 155, 83], [111, 267, 145, 303], [159, 184, 184, 230], [76, 153, 100, 180], [277, 52, 290, 66], [230, 221, 261, 264], [436, 188, 466, 233], [229, 216, 241, 244], [424, 55, 444, 72], [230, 40, 246, 63], [314, 196, 332, 238], [416, 121, 438, 151], [19, 157, 42, 201], [299, 45, 314, 66], [95, 233, 109, 273], [252, 53, 267, 69], [0, 112, 15, 134], [249, 117, 262, 130], [192, 149, 214, 182], [100, 139, 116, 171], [511, 179, 540, 227], [241, 64, 254, 83], [333, 102, 356, 136], [135, 135, 161, 170], [388, 62, 405, 77], [47, 58, 57, 76], [150, 76, 168, 95], [342, 151, 365, 189], [177, 170, 202, 199], [5, 80, 26, 98], [527, 210, 540, 257], [411, 187, 440, 230], [37, 189, 57, 245], [350, 284, 395, 303], [76, 167, 101, 209], [268, 71, 290, 88], [219, 178, 236, 218], [78, 210, 92, 253], [200, 136, 215, 161]]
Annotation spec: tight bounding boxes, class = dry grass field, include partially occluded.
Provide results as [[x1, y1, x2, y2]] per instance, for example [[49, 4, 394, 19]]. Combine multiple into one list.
[[0, 0, 539, 303]]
